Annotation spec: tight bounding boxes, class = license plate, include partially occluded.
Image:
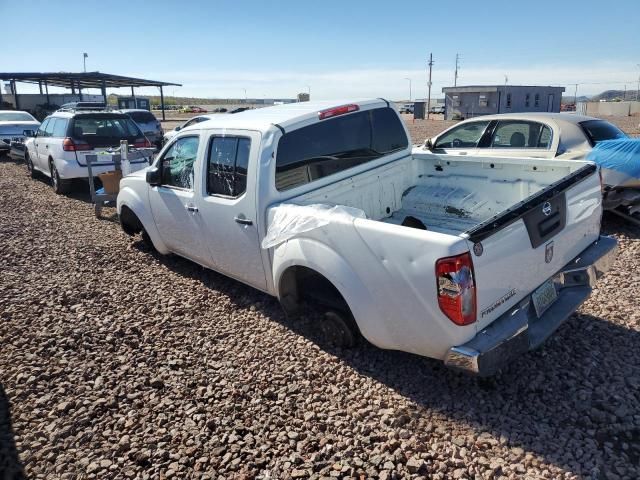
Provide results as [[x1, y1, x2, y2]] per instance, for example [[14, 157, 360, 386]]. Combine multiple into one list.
[[532, 279, 558, 318]]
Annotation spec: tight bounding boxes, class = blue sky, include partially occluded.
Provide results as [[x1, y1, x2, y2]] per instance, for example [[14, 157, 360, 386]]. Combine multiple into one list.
[[2, 0, 639, 100]]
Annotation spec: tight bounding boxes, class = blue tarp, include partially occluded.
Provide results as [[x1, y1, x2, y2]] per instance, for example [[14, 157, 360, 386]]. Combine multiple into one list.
[[586, 139, 640, 179]]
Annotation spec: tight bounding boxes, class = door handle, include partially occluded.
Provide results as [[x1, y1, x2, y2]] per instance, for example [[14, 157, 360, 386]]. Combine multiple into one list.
[[234, 216, 253, 225], [185, 205, 198, 213]]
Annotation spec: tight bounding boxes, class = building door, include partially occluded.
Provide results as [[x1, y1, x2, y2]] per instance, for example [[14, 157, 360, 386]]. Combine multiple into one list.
[[547, 94, 554, 112]]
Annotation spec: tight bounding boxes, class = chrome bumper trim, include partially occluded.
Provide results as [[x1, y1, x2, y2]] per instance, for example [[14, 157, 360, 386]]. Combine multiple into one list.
[[444, 235, 618, 376]]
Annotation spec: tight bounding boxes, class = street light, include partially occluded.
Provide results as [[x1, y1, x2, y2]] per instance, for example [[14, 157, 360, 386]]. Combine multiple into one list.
[[404, 78, 412, 101], [83, 52, 88, 72]]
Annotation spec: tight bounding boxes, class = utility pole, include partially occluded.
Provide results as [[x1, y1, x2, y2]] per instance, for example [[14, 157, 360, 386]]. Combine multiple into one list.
[[83, 52, 88, 72], [454, 53, 460, 87], [427, 53, 433, 120], [574, 83, 579, 107], [636, 64, 640, 102], [404, 78, 412, 101]]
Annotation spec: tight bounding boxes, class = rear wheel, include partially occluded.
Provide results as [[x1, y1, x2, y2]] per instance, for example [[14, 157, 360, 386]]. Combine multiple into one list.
[[25, 152, 36, 178], [50, 160, 71, 194]]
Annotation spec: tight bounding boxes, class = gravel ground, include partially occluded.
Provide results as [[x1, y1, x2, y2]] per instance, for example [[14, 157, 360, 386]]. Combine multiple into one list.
[[1, 157, 640, 480]]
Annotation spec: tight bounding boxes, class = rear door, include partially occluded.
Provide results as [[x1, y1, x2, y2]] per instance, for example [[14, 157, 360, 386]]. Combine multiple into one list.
[[149, 134, 212, 265], [195, 130, 266, 290], [432, 120, 490, 156], [465, 163, 602, 330], [35, 118, 54, 170]]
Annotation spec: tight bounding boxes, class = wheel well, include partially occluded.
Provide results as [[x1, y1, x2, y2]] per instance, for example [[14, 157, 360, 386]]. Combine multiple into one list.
[[278, 266, 351, 317], [119, 205, 143, 236]]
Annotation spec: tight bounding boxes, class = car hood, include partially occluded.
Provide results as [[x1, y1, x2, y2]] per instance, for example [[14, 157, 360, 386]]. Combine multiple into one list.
[[0, 121, 40, 134]]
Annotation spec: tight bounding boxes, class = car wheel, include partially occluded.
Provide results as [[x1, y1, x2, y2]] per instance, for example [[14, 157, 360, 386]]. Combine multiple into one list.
[[320, 310, 359, 348], [50, 160, 71, 194], [25, 152, 36, 179]]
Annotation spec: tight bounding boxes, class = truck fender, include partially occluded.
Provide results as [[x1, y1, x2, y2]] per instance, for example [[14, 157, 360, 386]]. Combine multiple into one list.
[[271, 238, 383, 346], [117, 186, 170, 254]]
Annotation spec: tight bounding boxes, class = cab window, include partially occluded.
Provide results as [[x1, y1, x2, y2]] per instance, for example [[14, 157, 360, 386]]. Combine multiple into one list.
[[434, 121, 490, 149], [160, 136, 200, 190], [489, 121, 552, 149]]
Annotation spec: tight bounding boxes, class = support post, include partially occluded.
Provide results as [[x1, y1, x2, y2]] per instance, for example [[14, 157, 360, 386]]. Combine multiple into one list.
[[427, 53, 433, 120], [101, 80, 107, 105], [160, 86, 166, 121], [45, 80, 50, 105], [39, 81, 43, 94], [70, 80, 76, 95], [12, 80, 20, 110]]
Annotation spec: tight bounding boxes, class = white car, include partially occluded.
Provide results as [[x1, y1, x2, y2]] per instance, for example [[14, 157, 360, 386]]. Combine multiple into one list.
[[0, 110, 40, 155], [24, 109, 151, 194], [117, 99, 616, 376], [163, 114, 218, 144]]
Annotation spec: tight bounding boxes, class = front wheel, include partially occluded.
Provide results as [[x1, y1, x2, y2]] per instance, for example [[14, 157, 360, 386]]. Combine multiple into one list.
[[25, 152, 36, 179], [50, 161, 71, 194], [320, 310, 359, 348]]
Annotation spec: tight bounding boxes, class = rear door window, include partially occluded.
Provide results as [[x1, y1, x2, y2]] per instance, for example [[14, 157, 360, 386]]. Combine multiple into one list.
[[275, 107, 408, 191], [37, 118, 50, 137], [207, 136, 251, 197], [52, 118, 68, 137], [43, 118, 56, 137], [489, 120, 552, 149], [579, 120, 627, 146], [434, 121, 490, 149]]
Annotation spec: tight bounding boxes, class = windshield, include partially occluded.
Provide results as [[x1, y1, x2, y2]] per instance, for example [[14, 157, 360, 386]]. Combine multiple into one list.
[[0, 112, 37, 122], [580, 120, 627, 145]]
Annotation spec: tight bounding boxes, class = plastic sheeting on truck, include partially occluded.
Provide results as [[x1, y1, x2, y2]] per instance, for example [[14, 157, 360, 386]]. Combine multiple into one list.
[[586, 139, 640, 179]]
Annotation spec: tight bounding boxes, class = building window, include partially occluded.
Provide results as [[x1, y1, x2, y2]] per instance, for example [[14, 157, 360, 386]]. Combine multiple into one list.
[[452, 95, 461, 107], [478, 95, 488, 107], [506, 93, 512, 108], [535, 93, 540, 107], [525, 94, 530, 108]]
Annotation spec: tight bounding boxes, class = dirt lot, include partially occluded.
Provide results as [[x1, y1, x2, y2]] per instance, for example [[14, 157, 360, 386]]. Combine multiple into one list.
[[1, 151, 640, 479]]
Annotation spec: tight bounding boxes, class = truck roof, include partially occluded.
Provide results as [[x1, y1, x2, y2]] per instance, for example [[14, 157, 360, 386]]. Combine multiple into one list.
[[188, 98, 389, 133]]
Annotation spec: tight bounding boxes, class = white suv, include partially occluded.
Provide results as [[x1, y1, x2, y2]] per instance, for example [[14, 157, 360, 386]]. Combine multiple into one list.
[[24, 110, 151, 194]]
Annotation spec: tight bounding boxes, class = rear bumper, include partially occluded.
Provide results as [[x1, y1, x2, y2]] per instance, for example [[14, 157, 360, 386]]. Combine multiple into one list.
[[444, 235, 618, 376]]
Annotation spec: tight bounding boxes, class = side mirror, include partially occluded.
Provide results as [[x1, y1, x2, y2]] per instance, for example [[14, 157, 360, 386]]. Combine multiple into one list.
[[23, 129, 35, 137], [174, 126, 181, 132], [424, 138, 433, 150], [146, 166, 161, 186]]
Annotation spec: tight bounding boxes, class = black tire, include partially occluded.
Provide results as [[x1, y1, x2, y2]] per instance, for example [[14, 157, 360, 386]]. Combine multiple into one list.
[[141, 228, 156, 251], [320, 310, 359, 348], [50, 160, 71, 194], [25, 152, 36, 179]]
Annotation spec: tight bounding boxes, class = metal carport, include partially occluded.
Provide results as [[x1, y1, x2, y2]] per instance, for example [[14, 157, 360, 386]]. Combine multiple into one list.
[[0, 72, 181, 120]]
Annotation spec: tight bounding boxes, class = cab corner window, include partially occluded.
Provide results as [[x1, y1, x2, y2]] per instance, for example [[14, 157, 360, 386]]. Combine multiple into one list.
[[160, 136, 199, 189], [207, 136, 250, 197]]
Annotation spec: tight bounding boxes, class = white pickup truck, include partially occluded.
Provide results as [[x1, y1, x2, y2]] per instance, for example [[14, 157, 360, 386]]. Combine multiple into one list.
[[117, 99, 617, 376]]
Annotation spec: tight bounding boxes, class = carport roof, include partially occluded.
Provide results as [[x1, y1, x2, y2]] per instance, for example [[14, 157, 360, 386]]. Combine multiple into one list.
[[0, 71, 181, 89]]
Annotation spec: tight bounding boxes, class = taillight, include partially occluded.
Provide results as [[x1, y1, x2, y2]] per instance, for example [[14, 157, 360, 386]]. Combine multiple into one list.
[[436, 252, 476, 326], [318, 104, 359, 120], [62, 137, 91, 151], [134, 138, 152, 148]]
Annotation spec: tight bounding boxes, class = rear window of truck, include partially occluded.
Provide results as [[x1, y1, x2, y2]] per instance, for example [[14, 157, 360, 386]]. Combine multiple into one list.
[[275, 107, 408, 191]]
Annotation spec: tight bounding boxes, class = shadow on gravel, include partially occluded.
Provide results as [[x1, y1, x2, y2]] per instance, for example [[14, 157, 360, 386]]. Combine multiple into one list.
[[602, 211, 640, 239], [0, 384, 25, 479], [134, 237, 640, 478]]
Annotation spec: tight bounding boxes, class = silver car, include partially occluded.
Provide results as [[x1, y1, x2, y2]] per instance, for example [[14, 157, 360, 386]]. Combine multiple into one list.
[[119, 109, 163, 149], [0, 110, 40, 155]]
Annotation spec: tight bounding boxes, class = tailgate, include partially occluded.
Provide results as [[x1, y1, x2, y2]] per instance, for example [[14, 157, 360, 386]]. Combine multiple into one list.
[[466, 164, 602, 330]]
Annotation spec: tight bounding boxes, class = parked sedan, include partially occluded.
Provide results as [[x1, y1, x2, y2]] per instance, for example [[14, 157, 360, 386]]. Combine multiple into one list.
[[119, 109, 164, 149], [420, 112, 634, 211], [0, 110, 41, 155]]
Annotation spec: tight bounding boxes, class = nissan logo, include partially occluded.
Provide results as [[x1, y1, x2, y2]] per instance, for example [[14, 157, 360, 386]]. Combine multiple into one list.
[[542, 202, 552, 216]]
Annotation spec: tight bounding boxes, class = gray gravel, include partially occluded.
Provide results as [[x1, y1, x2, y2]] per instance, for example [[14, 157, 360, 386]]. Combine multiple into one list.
[[1, 157, 639, 480]]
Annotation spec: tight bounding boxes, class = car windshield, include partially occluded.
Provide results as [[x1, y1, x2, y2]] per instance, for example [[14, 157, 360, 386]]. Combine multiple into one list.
[[580, 120, 627, 145], [127, 111, 157, 123], [0, 112, 36, 122]]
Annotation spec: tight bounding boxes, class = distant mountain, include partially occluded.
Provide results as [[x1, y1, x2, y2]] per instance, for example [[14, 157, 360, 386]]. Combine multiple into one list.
[[590, 90, 640, 102], [562, 95, 591, 103]]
